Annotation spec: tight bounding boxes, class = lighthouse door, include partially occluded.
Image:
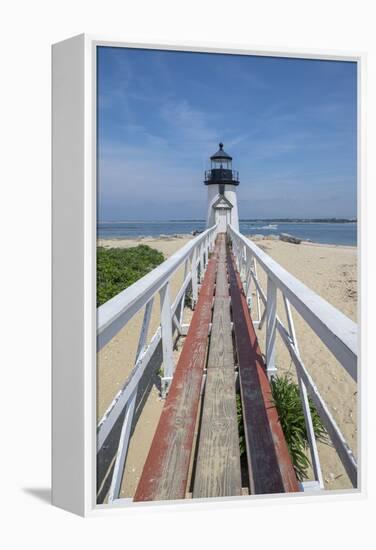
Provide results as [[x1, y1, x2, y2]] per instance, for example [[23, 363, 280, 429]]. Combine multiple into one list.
[[216, 208, 230, 233]]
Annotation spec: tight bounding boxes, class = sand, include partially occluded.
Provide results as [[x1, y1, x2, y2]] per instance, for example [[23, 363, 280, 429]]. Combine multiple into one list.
[[97, 234, 357, 499]]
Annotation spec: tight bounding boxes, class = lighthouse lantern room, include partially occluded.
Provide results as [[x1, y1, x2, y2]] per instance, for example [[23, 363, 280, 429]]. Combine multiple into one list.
[[204, 143, 240, 232]]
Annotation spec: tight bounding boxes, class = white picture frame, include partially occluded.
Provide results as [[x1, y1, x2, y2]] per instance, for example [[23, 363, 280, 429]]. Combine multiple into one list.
[[52, 34, 365, 517]]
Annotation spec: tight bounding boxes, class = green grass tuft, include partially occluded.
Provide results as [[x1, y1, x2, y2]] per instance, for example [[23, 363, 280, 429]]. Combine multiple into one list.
[[270, 374, 328, 481], [97, 245, 165, 307]]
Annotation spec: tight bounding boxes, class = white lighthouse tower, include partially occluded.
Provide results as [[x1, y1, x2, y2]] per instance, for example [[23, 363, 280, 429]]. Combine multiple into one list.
[[205, 143, 240, 233]]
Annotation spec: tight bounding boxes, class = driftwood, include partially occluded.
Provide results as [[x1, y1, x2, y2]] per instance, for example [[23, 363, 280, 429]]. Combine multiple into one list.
[[279, 233, 302, 244]]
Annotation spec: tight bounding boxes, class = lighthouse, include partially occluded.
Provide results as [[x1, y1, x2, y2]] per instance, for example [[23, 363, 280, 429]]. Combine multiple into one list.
[[204, 143, 240, 233]]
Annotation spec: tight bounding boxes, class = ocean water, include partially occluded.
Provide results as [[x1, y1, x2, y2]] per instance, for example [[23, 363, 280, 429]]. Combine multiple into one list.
[[240, 221, 357, 246], [98, 220, 357, 246]]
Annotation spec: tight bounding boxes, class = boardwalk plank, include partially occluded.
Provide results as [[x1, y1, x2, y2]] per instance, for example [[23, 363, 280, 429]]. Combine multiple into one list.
[[193, 236, 242, 498], [206, 291, 234, 371]]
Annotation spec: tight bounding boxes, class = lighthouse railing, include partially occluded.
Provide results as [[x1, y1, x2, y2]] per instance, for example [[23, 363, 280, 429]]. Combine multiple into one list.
[[96, 224, 217, 503], [227, 224, 357, 490]]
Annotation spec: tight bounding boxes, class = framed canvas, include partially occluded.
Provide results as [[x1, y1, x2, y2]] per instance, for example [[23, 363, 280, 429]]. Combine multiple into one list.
[[52, 34, 365, 517]]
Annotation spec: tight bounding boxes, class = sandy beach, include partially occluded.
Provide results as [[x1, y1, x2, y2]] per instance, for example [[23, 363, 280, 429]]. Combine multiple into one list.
[[97, 234, 357, 498]]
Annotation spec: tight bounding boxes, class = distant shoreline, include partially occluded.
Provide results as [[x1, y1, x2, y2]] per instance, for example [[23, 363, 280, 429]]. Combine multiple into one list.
[[97, 233, 356, 249], [98, 220, 357, 247]]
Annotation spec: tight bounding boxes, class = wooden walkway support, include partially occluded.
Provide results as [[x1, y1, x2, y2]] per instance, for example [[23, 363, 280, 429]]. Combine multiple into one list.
[[192, 235, 242, 498], [227, 250, 299, 494]]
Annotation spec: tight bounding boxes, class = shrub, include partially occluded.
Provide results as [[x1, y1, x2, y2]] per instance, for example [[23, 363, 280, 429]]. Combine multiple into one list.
[[184, 288, 193, 308], [270, 374, 328, 480], [97, 245, 165, 306]]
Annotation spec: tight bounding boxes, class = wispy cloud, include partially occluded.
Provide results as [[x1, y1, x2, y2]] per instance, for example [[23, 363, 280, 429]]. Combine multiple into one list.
[[97, 47, 357, 219], [160, 99, 218, 148]]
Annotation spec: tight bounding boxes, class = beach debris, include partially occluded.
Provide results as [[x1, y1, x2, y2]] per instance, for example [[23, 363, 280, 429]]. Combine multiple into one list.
[[345, 409, 354, 424], [325, 472, 339, 484], [345, 285, 357, 300], [279, 233, 302, 244]]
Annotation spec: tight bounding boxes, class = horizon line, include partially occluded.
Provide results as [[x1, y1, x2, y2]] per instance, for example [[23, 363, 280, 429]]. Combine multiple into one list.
[[99, 217, 357, 223]]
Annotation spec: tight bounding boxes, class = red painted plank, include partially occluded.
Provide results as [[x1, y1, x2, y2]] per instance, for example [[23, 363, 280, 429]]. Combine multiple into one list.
[[133, 243, 218, 502], [227, 251, 300, 494]]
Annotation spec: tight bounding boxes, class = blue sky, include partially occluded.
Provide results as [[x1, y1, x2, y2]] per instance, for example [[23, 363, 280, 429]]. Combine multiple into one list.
[[97, 47, 357, 221]]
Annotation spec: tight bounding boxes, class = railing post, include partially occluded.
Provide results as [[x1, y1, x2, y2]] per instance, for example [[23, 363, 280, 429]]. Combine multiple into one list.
[[159, 282, 174, 397], [200, 241, 205, 282], [191, 247, 198, 309], [265, 276, 277, 379], [136, 297, 154, 358], [283, 296, 324, 488], [245, 253, 253, 309], [253, 258, 262, 325], [107, 297, 154, 503], [236, 240, 241, 273], [210, 228, 215, 251], [179, 259, 189, 326], [107, 388, 137, 503], [241, 244, 247, 284]]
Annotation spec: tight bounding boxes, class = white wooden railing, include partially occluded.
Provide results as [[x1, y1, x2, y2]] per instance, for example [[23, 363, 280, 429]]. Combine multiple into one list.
[[97, 225, 217, 503], [227, 224, 358, 489]]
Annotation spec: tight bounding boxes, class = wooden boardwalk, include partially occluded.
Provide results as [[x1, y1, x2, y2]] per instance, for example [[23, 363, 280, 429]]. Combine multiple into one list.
[[133, 234, 298, 502], [192, 235, 241, 498]]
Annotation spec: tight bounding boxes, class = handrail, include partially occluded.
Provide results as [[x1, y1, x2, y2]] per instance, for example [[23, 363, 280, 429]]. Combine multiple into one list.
[[227, 224, 358, 488], [98, 225, 217, 351], [228, 225, 357, 381], [96, 224, 217, 503]]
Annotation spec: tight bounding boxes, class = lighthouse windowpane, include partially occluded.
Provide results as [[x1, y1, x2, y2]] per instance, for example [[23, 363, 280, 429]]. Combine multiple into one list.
[[213, 159, 231, 169]]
